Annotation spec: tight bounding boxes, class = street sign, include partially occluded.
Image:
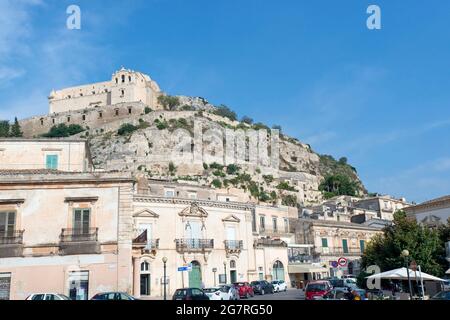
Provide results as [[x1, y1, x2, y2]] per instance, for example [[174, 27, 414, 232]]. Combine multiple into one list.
[[331, 261, 338, 268], [338, 257, 347, 267], [178, 264, 192, 272]]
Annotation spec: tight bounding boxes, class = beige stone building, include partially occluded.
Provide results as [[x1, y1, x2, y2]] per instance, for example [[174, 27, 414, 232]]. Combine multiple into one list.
[[354, 195, 411, 221], [288, 218, 382, 284], [405, 195, 450, 227], [0, 170, 134, 300], [130, 179, 295, 298], [0, 139, 92, 172], [48, 68, 161, 114]]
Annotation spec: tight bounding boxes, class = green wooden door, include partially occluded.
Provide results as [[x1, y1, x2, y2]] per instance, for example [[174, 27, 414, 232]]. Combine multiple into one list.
[[189, 262, 202, 288]]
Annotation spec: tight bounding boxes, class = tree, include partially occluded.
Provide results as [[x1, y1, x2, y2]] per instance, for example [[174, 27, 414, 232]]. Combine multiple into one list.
[[10, 117, 23, 137], [339, 157, 348, 165], [158, 95, 180, 110], [240, 116, 253, 125], [319, 174, 358, 198], [211, 179, 222, 188], [168, 162, 177, 175], [361, 211, 447, 277], [0, 120, 10, 137], [213, 105, 237, 121]]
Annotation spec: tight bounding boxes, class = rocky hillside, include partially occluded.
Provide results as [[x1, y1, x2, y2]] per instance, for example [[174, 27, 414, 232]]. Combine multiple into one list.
[[80, 95, 366, 206]]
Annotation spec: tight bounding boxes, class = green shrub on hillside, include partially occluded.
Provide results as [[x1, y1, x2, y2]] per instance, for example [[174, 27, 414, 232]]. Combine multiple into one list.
[[213, 105, 237, 121], [118, 123, 138, 136], [158, 95, 180, 110], [43, 124, 85, 138], [211, 179, 222, 188]]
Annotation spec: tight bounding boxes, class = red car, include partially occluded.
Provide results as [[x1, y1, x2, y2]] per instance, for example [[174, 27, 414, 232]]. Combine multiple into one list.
[[305, 280, 332, 300], [233, 282, 255, 299]]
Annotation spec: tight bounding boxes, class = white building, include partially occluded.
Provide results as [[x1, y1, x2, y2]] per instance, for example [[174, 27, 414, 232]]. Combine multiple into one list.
[[48, 68, 161, 114]]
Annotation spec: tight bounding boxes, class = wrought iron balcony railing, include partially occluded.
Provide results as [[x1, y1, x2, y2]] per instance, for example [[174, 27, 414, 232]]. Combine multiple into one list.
[[60, 228, 98, 243], [175, 238, 214, 252], [224, 240, 243, 250], [0, 230, 24, 245], [254, 238, 288, 247], [259, 228, 291, 237]]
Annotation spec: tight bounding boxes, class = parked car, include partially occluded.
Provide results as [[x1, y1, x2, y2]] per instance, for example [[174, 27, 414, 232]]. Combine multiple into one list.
[[233, 282, 255, 298], [172, 288, 210, 300], [430, 290, 450, 300], [91, 292, 137, 300], [328, 278, 346, 289], [305, 280, 332, 300], [318, 288, 349, 300], [204, 288, 224, 300], [219, 284, 240, 300], [26, 293, 71, 300], [250, 280, 274, 295], [442, 280, 450, 291], [271, 280, 287, 293]]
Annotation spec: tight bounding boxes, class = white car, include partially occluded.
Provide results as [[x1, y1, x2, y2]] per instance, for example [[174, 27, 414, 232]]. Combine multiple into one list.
[[204, 288, 224, 300], [219, 284, 240, 300], [271, 280, 287, 292], [344, 278, 358, 289], [26, 293, 71, 300]]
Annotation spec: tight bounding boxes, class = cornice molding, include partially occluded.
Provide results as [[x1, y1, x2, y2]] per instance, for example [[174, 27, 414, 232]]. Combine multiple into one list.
[[134, 195, 254, 211]]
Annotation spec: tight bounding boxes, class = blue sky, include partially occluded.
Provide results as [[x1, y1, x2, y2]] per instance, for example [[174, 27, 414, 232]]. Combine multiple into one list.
[[1, 0, 450, 203]]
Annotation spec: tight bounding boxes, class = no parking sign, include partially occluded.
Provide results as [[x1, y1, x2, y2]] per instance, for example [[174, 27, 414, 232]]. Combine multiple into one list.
[[338, 257, 348, 267]]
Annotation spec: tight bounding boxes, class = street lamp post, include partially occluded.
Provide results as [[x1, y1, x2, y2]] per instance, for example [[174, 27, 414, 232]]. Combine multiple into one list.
[[223, 261, 227, 284], [401, 250, 413, 300], [162, 257, 168, 300], [213, 268, 217, 287]]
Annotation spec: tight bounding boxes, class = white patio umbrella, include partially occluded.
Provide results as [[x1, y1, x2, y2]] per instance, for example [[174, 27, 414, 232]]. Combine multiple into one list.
[[366, 267, 445, 282]]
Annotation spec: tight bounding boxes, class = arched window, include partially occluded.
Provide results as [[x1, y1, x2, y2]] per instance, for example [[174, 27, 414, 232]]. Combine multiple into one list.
[[67, 116, 71, 122], [115, 78, 118, 84], [82, 115, 86, 121], [129, 76, 132, 82], [141, 261, 149, 272], [121, 75, 125, 83], [40, 118, 44, 126]]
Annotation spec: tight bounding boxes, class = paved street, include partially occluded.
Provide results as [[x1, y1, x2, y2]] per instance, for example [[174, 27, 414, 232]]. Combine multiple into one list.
[[249, 289, 305, 300]]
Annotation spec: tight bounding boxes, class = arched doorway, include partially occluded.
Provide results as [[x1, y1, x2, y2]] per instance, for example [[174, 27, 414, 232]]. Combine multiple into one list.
[[140, 261, 151, 296], [189, 261, 202, 288], [272, 261, 285, 281]]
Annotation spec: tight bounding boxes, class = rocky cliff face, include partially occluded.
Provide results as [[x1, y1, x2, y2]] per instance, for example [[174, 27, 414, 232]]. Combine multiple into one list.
[[82, 96, 366, 205], [19, 90, 366, 205]]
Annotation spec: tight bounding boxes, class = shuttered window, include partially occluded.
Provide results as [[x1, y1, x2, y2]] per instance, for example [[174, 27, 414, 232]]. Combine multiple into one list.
[[46, 155, 58, 170], [0, 212, 15, 236], [73, 209, 90, 234], [342, 239, 349, 253]]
